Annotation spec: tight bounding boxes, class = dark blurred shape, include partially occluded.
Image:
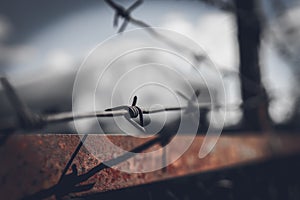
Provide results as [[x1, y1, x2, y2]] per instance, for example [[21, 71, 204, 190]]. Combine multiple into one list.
[[84, 153, 300, 200], [198, 0, 235, 11], [0, 77, 44, 130], [234, 0, 270, 131]]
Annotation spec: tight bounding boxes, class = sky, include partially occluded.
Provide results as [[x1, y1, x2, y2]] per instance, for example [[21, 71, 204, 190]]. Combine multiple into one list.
[[0, 0, 299, 132]]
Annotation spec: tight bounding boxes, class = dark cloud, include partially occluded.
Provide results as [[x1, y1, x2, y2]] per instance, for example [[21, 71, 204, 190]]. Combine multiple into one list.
[[0, 0, 101, 43]]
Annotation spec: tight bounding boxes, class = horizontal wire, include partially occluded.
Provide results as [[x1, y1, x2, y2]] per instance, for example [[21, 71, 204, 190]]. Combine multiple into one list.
[[0, 101, 244, 132], [45, 102, 239, 124]]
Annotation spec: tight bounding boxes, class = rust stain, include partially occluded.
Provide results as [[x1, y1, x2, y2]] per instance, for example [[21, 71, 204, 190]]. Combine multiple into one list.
[[0, 133, 300, 199]]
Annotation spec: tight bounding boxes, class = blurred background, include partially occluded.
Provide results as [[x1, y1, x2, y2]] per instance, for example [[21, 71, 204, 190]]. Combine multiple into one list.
[[2, 1, 300, 200], [0, 0, 300, 133]]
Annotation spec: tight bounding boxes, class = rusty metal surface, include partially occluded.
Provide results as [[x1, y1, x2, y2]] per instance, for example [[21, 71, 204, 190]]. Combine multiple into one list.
[[1, 133, 300, 199]]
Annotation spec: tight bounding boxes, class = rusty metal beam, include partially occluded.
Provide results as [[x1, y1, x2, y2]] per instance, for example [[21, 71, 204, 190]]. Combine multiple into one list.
[[1, 133, 300, 199]]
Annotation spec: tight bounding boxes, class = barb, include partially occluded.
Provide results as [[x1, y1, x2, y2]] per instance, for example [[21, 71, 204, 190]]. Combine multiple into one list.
[[105, 96, 145, 132], [105, 0, 146, 33]]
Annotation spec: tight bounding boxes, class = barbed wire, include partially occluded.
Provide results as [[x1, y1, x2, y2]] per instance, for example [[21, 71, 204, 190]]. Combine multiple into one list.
[[104, 0, 269, 98], [0, 76, 240, 136], [104, 0, 211, 66]]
